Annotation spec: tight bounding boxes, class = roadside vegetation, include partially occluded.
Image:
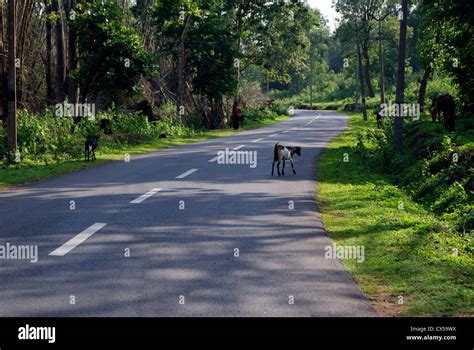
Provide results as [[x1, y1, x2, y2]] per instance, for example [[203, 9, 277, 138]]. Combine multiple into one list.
[[0, 102, 288, 188], [318, 112, 473, 316]]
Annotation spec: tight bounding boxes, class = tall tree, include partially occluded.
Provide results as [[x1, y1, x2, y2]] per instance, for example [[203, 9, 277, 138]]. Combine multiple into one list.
[[70, 0, 151, 105], [336, 0, 378, 98], [0, 4, 7, 125], [45, 0, 53, 105], [52, 0, 66, 103], [7, 0, 17, 158], [16, 0, 35, 107], [394, 0, 408, 150], [65, 0, 80, 104]]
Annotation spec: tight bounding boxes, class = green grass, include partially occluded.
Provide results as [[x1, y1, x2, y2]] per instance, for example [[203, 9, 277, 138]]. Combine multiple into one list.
[[317, 113, 474, 316], [0, 115, 288, 189]]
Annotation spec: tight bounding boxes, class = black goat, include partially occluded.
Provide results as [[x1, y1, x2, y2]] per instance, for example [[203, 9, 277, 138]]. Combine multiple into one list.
[[84, 136, 99, 162]]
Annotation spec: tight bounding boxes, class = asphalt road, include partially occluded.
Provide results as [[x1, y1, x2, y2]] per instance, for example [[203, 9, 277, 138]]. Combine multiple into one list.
[[0, 110, 376, 317]]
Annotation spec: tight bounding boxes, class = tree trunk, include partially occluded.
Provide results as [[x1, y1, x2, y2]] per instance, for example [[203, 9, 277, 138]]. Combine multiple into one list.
[[16, 0, 34, 108], [379, 19, 385, 106], [66, 0, 80, 104], [208, 98, 226, 130], [7, 0, 17, 157], [177, 14, 191, 122], [45, 0, 53, 105], [362, 40, 375, 98], [356, 31, 367, 121], [0, 5, 8, 126], [417, 66, 432, 112], [235, 7, 242, 102], [52, 0, 66, 103], [394, 0, 408, 151]]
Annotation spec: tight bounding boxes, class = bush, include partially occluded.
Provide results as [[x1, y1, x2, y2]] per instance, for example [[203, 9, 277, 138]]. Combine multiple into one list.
[[243, 106, 279, 123], [0, 125, 7, 160], [356, 119, 473, 233], [17, 109, 84, 162], [432, 182, 468, 214], [0, 104, 195, 165]]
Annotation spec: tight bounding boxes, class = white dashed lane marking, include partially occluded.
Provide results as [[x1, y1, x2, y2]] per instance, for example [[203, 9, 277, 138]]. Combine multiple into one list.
[[130, 188, 162, 204], [176, 169, 199, 179], [49, 223, 107, 257]]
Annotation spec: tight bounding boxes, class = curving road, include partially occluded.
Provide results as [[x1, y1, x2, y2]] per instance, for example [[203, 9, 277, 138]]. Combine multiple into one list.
[[0, 110, 376, 317]]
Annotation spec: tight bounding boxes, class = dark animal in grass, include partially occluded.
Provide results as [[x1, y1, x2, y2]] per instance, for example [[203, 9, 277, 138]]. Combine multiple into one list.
[[84, 136, 99, 162], [99, 118, 112, 135], [430, 93, 456, 132], [135, 100, 159, 123], [272, 143, 301, 176]]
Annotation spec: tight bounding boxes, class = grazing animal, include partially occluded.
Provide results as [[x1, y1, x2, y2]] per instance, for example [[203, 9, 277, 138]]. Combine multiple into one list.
[[135, 100, 158, 123], [272, 143, 301, 176], [84, 136, 99, 162], [99, 118, 112, 135], [430, 93, 456, 132]]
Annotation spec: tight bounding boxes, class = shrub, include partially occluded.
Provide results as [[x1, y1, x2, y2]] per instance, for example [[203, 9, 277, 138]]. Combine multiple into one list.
[[0, 124, 7, 161], [432, 182, 468, 214], [17, 109, 83, 162]]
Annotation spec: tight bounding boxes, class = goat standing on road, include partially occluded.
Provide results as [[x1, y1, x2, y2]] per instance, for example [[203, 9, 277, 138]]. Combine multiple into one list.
[[272, 143, 301, 176]]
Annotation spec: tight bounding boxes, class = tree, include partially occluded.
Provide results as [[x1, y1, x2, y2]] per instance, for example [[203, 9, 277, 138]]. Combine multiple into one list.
[[150, 0, 201, 118], [45, 0, 54, 105], [394, 0, 408, 150], [336, 0, 377, 98], [52, 0, 66, 103], [65, 0, 81, 104], [7, 0, 17, 159], [70, 0, 151, 105], [0, 4, 8, 126], [418, 0, 474, 109], [188, 7, 237, 128]]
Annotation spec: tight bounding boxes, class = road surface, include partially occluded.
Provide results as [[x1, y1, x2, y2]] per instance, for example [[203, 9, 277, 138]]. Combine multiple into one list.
[[0, 110, 376, 317]]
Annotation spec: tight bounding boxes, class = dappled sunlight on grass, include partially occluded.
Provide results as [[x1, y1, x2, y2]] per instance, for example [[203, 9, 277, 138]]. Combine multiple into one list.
[[317, 114, 474, 316]]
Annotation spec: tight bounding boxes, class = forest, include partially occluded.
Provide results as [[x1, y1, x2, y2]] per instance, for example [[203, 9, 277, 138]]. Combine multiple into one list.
[[0, 0, 472, 316]]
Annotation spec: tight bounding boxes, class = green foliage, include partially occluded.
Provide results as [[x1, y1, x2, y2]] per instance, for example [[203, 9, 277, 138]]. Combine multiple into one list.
[[188, 9, 237, 100], [418, 0, 474, 107], [318, 113, 473, 316], [101, 106, 191, 145], [151, 0, 237, 102], [70, 0, 152, 100], [16, 109, 84, 162], [356, 118, 473, 232], [0, 106, 193, 165]]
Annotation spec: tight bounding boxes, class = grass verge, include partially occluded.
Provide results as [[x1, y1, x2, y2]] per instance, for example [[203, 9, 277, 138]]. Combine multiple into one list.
[[317, 113, 473, 316], [0, 115, 288, 189]]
